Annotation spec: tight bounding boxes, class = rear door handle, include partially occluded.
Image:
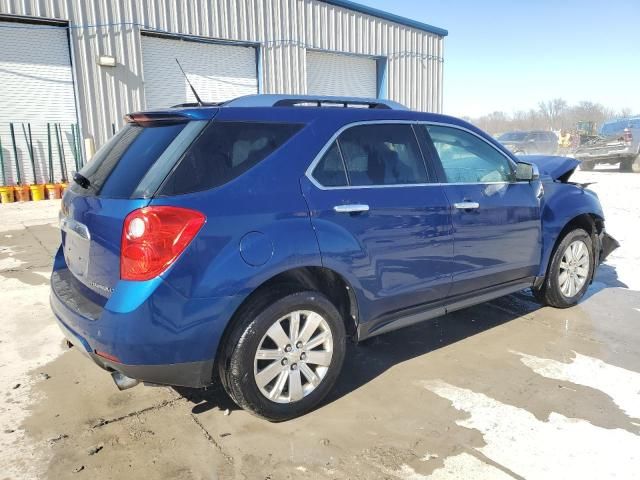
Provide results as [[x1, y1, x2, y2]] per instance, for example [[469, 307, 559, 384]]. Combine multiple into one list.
[[333, 204, 370, 214], [453, 201, 480, 210]]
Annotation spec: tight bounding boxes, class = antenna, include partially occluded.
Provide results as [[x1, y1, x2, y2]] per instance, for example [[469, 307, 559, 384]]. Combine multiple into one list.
[[175, 58, 204, 106]]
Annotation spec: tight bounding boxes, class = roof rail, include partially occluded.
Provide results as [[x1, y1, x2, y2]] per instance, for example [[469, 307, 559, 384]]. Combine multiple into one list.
[[223, 94, 407, 110]]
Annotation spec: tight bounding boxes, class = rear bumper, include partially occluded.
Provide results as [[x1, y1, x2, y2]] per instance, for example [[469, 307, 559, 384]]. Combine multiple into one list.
[[51, 291, 215, 387], [575, 147, 636, 163], [49, 248, 242, 388]]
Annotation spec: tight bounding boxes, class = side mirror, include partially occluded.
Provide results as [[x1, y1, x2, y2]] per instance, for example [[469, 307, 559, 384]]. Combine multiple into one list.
[[515, 162, 540, 182]]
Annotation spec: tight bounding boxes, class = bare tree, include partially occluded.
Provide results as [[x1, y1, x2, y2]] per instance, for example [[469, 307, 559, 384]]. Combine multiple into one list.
[[466, 99, 621, 136], [538, 98, 568, 130]]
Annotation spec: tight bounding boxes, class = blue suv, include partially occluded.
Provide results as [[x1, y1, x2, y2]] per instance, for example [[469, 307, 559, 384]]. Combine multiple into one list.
[[51, 95, 618, 421]]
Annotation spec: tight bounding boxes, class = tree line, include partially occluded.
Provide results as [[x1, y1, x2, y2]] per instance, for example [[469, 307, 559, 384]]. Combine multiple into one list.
[[463, 99, 635, 135]]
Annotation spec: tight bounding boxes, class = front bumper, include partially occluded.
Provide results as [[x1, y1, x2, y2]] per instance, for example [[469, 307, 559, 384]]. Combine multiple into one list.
[[599, 231, 620, 263]]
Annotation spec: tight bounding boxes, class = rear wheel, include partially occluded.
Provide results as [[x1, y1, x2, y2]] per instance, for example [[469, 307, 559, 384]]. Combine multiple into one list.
[[533, 228, 594, 308], [219, 291, 346, 421], [579, 160, 595, 171]]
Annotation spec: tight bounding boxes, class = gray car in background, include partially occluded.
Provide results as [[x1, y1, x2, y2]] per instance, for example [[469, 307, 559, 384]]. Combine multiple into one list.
[[575, 117, 640, 172], [497, 130, 558, 155]]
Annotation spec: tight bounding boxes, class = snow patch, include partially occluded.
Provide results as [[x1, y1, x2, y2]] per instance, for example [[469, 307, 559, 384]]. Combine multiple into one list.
[[421, 380, 640, 479]]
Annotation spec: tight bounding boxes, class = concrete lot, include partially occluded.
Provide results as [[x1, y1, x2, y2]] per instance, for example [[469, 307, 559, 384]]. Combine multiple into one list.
[[1, 168, 639, 479]]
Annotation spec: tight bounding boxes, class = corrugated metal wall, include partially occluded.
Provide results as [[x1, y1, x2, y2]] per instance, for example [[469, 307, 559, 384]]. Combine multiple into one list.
[[0, 0, 444, 149]]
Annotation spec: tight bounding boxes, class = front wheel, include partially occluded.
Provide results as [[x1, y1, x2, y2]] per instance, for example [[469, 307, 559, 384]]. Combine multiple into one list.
[[533, 228, 594, 308], [219, 291, 346, 421]]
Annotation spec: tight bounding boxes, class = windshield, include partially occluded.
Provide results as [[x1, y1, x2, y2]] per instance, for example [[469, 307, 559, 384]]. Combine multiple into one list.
[[497, 132, 527, 142]]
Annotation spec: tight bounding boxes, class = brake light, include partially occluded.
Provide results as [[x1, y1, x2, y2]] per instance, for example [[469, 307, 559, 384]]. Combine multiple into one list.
[[623, 128, 632, 144], [121, 206, 205, 281]]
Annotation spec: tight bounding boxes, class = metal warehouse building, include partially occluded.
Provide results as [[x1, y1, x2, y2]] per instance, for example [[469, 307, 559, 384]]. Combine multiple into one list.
[[0, 0, 446, 185]]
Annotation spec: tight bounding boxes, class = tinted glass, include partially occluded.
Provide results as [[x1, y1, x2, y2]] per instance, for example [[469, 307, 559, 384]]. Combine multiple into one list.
[[337, 124, 428, 186], [312, 142, 348, 187], [427, 125, 514, 183], [70, 122, 188, 198], [160, 121, 302, 195]]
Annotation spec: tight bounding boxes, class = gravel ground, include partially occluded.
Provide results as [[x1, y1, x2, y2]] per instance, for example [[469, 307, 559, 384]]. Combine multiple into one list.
[[1, 167, 639, 479]]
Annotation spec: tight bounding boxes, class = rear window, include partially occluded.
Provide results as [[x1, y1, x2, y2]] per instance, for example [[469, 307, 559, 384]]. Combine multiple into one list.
[[159, 121, 302, 195], [70, 122, 190, 198]]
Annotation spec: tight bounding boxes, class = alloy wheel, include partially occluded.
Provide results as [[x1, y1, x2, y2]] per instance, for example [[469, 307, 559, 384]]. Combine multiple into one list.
[[253, 310, 333, 403], [558, 240, 590, 298]]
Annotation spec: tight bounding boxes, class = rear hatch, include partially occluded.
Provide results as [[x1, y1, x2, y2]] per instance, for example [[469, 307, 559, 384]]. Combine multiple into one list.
[[59, 112, 211, 299]]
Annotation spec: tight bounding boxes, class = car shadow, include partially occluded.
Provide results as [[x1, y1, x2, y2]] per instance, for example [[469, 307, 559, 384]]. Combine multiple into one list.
[[175, 263, 627, 416], [174, 289, 543, 415]]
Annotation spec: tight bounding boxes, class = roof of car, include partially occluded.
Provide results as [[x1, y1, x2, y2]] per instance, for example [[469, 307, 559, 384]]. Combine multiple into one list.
[[136, 94, 473, 130]]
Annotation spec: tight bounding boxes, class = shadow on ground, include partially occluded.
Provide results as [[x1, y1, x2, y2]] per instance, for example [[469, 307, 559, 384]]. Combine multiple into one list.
[[174, 263, 627, 416]]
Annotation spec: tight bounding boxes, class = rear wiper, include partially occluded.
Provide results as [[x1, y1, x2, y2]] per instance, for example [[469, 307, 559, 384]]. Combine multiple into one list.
[[73, 172, 91, 189]]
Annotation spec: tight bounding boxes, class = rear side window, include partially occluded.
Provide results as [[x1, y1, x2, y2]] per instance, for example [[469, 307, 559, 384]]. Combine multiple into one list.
[[312, 142, 348, 187], [160, 122, 302, 195], [70, 122, 188, 198], [337, 124, 428, 186]]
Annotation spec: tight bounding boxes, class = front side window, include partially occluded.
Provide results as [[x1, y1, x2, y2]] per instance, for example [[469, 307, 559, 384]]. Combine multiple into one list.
[[426, 125, 514, 183], [337, 124, 428, 186], [160, 121, 302, 195]]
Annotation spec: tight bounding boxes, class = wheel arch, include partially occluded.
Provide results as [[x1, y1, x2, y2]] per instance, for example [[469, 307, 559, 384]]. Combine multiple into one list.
[[214, 266, 360, 376], [538, 211, 604, 282]]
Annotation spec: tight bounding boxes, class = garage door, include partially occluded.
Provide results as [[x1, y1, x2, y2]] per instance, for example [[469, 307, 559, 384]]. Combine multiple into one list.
[[0, 22, 79, 185], [306, 51, 377, 98], [141, 35, 258, 109]]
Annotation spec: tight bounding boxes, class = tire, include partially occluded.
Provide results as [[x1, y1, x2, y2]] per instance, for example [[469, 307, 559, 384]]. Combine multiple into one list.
[[533, 228, 595, 308], [579, 160, 595, 171], [620, 157, 634, 172], [219, 291, 346, 421]]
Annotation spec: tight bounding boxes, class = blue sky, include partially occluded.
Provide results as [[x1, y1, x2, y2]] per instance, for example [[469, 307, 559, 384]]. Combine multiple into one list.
[[359, 0, 640, 117]]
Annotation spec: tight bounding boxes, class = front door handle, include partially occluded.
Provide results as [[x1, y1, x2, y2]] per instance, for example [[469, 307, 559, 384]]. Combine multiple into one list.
[[333, 204, 370, 214], [453, 201, 480, 210]]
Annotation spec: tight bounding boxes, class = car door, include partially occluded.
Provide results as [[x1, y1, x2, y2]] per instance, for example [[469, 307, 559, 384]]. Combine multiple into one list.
[[417, 123, 542, 297], [301, 122, 454, 330]]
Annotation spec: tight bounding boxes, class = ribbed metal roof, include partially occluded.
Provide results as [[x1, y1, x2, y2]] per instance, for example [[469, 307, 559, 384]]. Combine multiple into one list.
[[321, 0, 448, 36]]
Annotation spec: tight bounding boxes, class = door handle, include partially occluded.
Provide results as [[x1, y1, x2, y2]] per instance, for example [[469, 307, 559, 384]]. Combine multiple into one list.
[[453, 201, 480, 210], [333, 204, 370, 214]]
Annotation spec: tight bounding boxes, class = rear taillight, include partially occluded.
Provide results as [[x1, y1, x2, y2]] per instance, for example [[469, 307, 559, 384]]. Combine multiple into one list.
[[121, 206, 205, 281], [623, 128, 632, 144]]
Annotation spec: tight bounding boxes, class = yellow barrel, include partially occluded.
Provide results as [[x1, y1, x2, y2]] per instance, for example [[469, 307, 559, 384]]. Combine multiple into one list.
[[29, 184, 45, 201], [0, 186, 14, 204]]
